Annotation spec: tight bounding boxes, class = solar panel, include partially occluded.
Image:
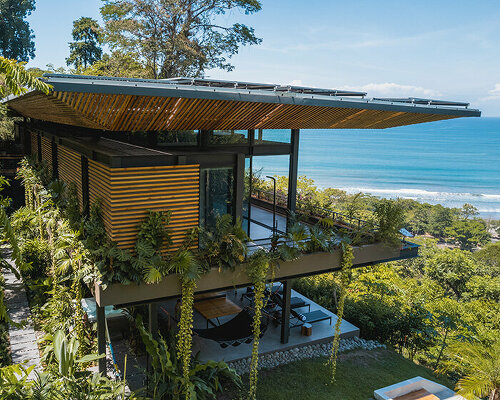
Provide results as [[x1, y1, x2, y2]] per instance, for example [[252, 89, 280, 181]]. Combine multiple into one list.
[[373, 97, 469, 108], [164, 77, 367, 97]]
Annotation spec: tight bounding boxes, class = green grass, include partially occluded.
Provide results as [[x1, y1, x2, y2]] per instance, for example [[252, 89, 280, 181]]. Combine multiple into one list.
[[253, 349, 453, 400]]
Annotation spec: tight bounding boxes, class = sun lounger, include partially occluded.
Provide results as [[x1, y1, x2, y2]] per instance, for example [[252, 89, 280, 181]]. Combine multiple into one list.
[[290, 309, 332, 328]]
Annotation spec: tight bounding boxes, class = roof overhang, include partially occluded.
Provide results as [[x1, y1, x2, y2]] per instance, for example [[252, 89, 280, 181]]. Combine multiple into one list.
[[7, 74, 481, 131]]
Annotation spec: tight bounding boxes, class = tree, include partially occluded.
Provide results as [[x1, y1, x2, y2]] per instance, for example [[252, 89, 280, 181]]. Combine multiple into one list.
[[445, 218, 491, 250], [0, 0, 36, 61], [474, 242, 500, 277], [440, 341, 500, 400], [100, 0, 262, 79], [461, 203, 479, 220], [82, 50, 149, 78], [66, 17, 103, 69], [426, 249, 477, 299], [1, 57, 52, 139], [428, 204, 456, 238]]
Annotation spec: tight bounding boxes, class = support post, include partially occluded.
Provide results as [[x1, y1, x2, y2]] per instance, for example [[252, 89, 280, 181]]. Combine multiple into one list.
[[148, 303, 158, 339], [97, 304, 106, 374], [287, 129, 299, 216], [280, 279, 292, 344], [199, 130, 210, 149], [234, 153, 245, 222]]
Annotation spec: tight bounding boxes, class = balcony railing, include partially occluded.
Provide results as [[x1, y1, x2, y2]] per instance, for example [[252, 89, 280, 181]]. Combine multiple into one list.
[[251, 189, 376, 233]]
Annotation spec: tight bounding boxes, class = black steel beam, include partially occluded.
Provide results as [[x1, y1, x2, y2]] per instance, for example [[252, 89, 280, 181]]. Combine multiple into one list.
[[96, 305, 106, 374], [149, 303, 158, 339], [287, 129, 299, 214], [234, 153, 245, 222], [280, 279, 292, 344]]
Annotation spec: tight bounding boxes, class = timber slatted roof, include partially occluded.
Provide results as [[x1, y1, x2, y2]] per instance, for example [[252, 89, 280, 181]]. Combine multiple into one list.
[[7, 74, 480, 131]]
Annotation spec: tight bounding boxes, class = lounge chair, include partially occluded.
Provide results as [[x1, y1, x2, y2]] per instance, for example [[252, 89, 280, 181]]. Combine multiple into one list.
[[290, 309, 332, 328], [193, 308, 267, 348], [271, 292, 311, 312]]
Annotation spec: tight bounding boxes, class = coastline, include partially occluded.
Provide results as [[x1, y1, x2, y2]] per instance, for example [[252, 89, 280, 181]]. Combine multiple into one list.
[[252, 118, 500, 220]]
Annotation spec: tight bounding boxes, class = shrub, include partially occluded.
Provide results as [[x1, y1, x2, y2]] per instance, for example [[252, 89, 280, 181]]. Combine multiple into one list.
[[20, 237, 51, 280]]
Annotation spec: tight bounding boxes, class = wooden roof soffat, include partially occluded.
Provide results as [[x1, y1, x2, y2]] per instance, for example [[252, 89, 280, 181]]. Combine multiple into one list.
[[7, 89, 477, 132]]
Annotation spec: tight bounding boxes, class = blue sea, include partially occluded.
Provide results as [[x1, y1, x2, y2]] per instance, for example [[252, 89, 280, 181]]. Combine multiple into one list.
[[253, 117, 500, 220]]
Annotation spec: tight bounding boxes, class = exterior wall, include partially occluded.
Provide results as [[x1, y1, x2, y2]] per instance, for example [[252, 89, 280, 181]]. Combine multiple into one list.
[[58, 145, 83, 209], [40, 136, 53, 173], [88, 160, 200, 251]]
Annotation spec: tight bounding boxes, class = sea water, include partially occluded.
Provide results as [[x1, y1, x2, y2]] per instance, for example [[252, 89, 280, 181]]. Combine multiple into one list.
[[252, 117, 500, 220]]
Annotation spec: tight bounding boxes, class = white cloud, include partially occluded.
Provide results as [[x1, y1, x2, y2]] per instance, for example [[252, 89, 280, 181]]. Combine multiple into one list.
[[340, 82, 442, 98], [288, 79, 303, 86], [488, 83, 500, 96]]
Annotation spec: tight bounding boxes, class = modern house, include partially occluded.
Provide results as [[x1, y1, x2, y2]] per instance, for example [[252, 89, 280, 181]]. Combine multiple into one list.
[[6, 74, 480, 372]]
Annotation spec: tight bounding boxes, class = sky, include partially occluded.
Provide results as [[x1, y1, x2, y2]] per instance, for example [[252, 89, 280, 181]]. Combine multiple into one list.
[[26, 0, 500, 116]]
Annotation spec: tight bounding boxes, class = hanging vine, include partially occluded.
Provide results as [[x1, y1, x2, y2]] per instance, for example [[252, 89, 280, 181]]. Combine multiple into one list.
[[328, 242, 353, 383], [245, 250, 272, 400], [176, 278, 196, 399]]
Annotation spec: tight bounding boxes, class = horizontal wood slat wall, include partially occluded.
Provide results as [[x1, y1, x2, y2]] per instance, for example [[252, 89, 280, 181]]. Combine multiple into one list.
[[58, 145, 83, 210], [40, 136, 53, 173], [88, 160, 200, 251], [30, 132, 38, 156]]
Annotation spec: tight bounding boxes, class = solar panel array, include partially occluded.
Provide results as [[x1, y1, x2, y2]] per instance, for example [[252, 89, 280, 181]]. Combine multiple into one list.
[[165, 77, 367, 97]]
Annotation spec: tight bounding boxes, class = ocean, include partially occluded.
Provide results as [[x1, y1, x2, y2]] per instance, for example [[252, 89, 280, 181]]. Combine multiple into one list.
[[252, 117, 500, 220]]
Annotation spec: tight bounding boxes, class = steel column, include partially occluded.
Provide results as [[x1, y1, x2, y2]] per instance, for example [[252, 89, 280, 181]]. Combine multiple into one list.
[[97, 304, 106, 374], [234, 153, 245, 222], [280, 279, 292, 344], [287, 129, 299, 220], [148, 303, 158, 339]]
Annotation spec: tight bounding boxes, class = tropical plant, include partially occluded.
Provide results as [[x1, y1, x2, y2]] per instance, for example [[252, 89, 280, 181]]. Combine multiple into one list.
[[0, 57, 51, 98], [439, 341, 500, 400], [328, 243, 353, 382], [245, 249, 275, 400], [0, 331, 132, 400], [199, 214, 248, 272], [136, 316, 241, 399]]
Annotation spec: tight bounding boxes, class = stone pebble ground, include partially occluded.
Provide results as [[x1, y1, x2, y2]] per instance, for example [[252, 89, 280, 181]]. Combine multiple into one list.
[[228, 337, 386, 375]]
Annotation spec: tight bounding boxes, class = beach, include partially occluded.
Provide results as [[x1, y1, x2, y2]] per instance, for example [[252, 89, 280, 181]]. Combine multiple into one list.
[[253, 117, 500, 220]]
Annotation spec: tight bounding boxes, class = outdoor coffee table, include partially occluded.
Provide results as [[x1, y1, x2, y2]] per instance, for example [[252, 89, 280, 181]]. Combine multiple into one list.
[[194, 297, 242, 328]]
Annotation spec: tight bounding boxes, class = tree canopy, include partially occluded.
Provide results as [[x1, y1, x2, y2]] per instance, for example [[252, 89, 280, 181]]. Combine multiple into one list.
[[100, 0, 262, 78], [0, 0, 36, 62], [66, 17, 103, 70]]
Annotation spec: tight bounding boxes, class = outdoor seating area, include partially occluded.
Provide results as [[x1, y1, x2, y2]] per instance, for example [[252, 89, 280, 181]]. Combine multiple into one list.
[[156, 286, 359, 363]]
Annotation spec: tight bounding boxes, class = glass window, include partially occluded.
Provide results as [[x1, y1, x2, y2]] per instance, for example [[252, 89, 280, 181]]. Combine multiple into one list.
[[209, 130, 248, 144], [254, 129, 291, 144], [157, 130, 198, 145], [200, 167, 234, 230]]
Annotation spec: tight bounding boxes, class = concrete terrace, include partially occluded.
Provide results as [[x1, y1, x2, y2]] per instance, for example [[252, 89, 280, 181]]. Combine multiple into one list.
[[157, 286, 359, 363]]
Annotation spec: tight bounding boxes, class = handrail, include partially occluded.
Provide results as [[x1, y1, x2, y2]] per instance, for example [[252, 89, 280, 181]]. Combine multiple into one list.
[[251, 188, 377, 232]]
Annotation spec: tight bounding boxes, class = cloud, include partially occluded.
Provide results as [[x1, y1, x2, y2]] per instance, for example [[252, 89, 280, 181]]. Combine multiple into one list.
[[477, 83, 500, 103], [488, 83, 500, 96], [340, 82, 442, 98], [288, 79, 303, 86]]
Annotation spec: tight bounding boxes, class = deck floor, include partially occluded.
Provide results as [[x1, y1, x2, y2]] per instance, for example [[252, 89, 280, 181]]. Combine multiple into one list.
[[158, 286, 359, 363]]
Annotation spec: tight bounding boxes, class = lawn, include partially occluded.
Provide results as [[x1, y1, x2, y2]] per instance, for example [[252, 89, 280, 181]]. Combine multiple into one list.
[[253, 348, 453, 400]]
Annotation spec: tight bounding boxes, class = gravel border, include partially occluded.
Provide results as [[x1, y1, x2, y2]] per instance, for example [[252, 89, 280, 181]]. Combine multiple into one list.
[[227, 337, 386, 375]]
